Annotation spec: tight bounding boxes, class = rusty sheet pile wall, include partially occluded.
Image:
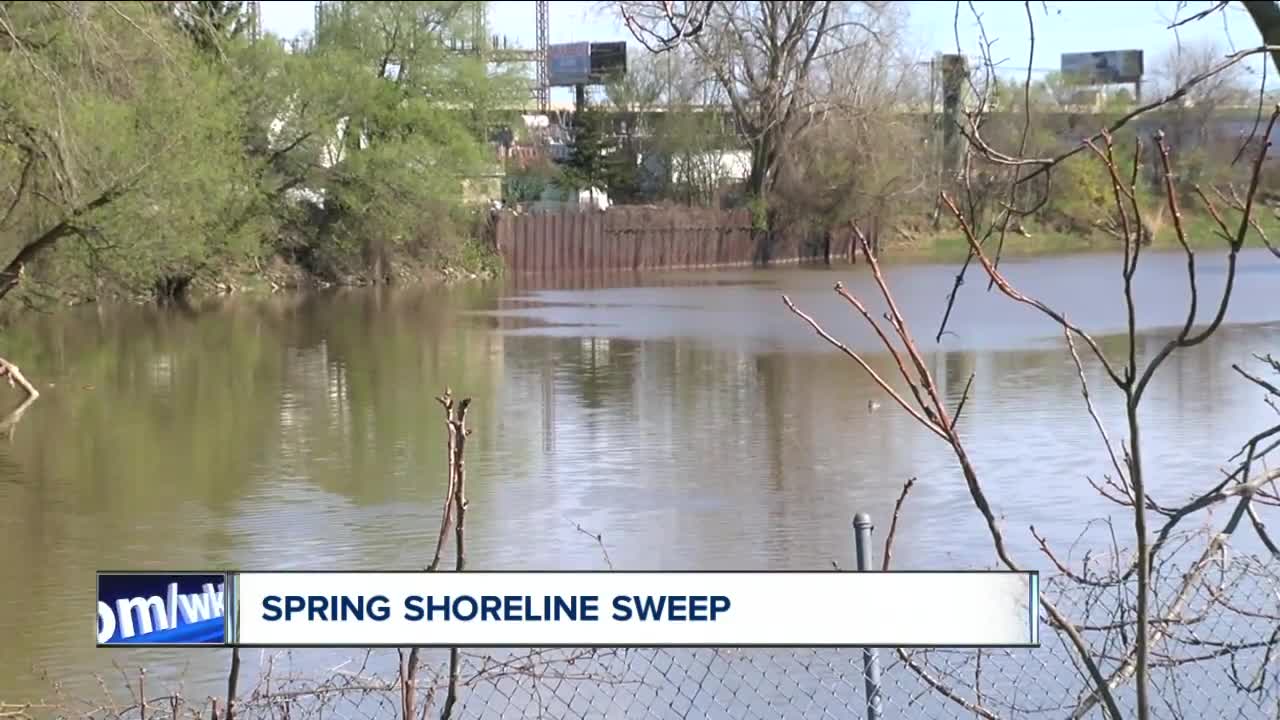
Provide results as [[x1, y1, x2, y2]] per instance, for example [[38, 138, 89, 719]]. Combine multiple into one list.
[[494, 207, 853, 274]]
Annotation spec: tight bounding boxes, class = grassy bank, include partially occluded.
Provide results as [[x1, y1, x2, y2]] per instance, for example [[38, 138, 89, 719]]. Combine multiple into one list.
[[885, 210, 1280, 264]]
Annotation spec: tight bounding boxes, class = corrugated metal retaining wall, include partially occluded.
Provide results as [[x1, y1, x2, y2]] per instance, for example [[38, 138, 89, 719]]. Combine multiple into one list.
[[494, 207, 859, 274]]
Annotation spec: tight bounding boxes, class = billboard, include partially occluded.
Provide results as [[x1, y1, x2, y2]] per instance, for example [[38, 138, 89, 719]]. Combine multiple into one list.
[[589, 41, 627, 82], [548, 42, 590, 86], [1061, 50, 1144, 84], [549, 41, 628, 86]]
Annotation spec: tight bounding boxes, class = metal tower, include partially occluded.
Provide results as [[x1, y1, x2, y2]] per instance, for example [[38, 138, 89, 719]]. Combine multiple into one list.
[[535, 0, 549, 112], [246, 0, 262, 41]]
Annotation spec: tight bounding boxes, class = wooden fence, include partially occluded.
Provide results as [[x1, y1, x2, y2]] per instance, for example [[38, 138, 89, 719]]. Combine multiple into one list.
[[492, 206, 864, 274]]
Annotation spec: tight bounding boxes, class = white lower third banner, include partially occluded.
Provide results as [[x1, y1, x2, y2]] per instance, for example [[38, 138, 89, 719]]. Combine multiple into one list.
[[230, 572, 1039, 647]]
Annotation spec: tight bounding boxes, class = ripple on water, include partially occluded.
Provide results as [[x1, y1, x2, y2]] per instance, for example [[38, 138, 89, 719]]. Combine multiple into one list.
[[2, 251, 1280, 701]]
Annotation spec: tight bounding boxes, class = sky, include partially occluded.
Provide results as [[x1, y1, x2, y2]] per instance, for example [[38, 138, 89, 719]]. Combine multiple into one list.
[[259, 1, 1274, 102]]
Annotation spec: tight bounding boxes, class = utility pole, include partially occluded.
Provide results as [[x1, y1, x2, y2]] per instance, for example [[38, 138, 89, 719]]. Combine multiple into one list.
[[940, 54, 969, 180]]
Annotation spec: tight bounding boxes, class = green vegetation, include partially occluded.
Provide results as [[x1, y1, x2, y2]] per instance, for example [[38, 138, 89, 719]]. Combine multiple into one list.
[[1, 1, 1275, 320], [0, 1, 520, 316], [609, 3, 1280, 259], [889, 213, 1280, 264]]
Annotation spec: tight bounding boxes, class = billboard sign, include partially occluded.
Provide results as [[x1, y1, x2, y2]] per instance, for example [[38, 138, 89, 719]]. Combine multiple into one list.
[[549, 41, 628, 86], [548, 42, 590, 86], [1061, 50, 1144, 84], [589, 41, 627, 82]]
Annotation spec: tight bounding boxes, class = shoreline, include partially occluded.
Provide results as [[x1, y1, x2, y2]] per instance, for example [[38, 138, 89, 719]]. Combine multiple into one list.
[[6, 219, 1278, 326]]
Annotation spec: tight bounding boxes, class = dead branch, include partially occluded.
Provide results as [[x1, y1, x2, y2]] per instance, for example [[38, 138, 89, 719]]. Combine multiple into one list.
[[940, 192, 1127, 389], [951, 373, 976, 425], [440, 392, 471, 720], [877, 474, 1001, 719], [1063, 329, 1127, 484], [0, 357, 38, 400], [783, 231, 1124, 720], [962, 46, 1279, 182], [880, 477, 916, 572], [1169, 1, 1230, 29], [1130, 107, 1278, 406], [424, 393, 460, 574], [781, 293, 947, 439], [405, 390, 472, 720], [616, 1, 716, 53], [1072, 468, 1280, 718], [1234, 364, 1280, 398], [223, 650, 240, 720], [0, 356, 39, 438], [570, 520, 615, 570]]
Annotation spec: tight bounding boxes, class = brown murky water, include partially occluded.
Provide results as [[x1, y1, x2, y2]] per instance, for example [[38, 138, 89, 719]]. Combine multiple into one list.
[[1, 249, 1278, 701]]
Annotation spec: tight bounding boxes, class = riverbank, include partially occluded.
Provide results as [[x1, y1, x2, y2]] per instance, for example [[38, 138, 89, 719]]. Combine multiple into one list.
[[884, 210, 1280, 263], [180, 239, 504, 304], [0, 234, 506, 328], [2, 206, 1275, 325]]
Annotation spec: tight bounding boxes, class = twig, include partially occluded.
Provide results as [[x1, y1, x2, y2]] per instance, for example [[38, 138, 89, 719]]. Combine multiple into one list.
[[0, 357, 39, 401], [940, 192, 1126, 389], [880, 477, 916, 571], [224, 650, 239, 720], [962, 46, 1280, 183], [440, 393, 471, 720], [1168, 1, 1229, 29], [952, 374, 976, 426], [784, 228, 1124, 720], [425, 390, 460, 573], [781, 294, 947, 440], [570, 520, 615, 570], [1234, 364, 1280, 398], [1064, 329, 1126, 484], [1031, 526, 1113, 588]]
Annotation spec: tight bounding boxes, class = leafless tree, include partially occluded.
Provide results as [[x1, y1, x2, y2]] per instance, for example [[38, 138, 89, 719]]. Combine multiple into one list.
[[772, 0, 1280, 717], [613, 0, 898, 211], [614, 0, 717, 54], [1150, 38, 1254, 153], [771, 24, 931, 248]]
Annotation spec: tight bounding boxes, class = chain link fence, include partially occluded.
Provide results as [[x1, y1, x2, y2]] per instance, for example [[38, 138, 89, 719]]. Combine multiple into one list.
[[429, 548, 1280, 719], [12, 548, 1280, 719]]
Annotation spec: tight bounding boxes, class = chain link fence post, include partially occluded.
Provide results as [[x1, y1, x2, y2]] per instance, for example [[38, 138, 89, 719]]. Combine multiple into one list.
[[853, 513, 884, 720]]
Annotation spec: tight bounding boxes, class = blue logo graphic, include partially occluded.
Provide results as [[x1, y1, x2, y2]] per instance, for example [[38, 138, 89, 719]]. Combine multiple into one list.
[[97, 573, 227, 645]]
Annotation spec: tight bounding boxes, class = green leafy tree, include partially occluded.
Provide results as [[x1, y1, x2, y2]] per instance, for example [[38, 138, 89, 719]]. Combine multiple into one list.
[[233, 1, 525, 279], [165, 1, 256, 58], [0, 1, 251, 305], [562, 103, 616, 196]]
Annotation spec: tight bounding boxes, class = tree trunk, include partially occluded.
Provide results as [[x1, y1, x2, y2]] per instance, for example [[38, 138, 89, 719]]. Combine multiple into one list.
[[1243, 1, 1280, 75], [747, 139, 770, 203], [0, 182, 132, 303]]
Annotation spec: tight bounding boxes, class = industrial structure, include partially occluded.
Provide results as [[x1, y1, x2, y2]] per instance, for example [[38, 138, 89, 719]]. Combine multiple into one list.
[[246, 0, 261, 41]]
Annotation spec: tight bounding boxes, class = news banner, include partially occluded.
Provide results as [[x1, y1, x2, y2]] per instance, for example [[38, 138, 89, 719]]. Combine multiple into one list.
[[98, 571, 1040, 648]]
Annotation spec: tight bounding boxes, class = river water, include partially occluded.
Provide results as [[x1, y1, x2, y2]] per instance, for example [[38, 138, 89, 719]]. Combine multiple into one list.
[[1, 249, 1278, 704]]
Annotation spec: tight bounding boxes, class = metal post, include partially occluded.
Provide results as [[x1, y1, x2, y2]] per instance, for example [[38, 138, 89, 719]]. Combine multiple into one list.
[[853, 513, 884, 720]]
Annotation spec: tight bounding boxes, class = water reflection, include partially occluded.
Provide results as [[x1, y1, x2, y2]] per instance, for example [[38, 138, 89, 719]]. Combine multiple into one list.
[[0, 250, 1277, 701]]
